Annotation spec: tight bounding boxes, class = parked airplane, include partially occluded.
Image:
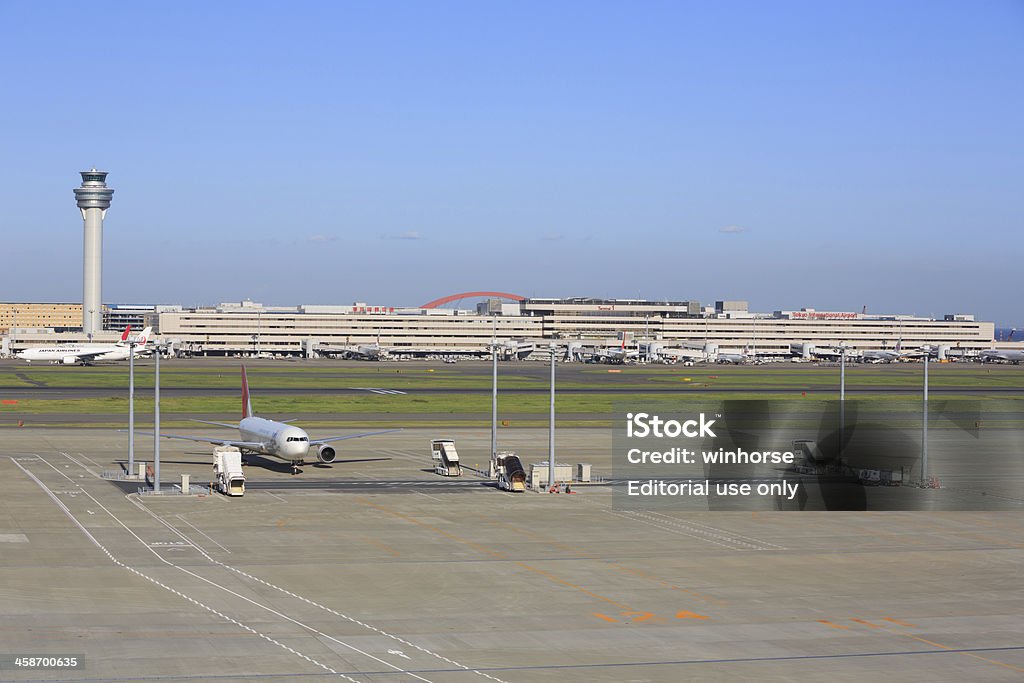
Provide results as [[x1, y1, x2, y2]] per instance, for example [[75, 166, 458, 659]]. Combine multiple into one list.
[[859, 344, 931, 363], [978, 349, 1024, 364], [17, 326, 153, 365], [639, 342, 702, 364], [588, 338, 639, 364], [152, 366, 399, 473], [319, 343, 385, 360]]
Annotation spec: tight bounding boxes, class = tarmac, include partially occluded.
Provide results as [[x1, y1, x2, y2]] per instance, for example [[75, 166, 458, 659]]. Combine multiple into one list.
[[1, 427, 1022, 681]]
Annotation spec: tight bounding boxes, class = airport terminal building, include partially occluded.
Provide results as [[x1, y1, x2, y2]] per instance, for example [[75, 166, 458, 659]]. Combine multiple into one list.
[[3, 297, 991, 359]]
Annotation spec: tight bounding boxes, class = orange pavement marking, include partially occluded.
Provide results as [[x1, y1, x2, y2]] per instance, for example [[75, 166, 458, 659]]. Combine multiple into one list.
[[361, 536, 401, 556], [850, 618, 884, 629], [882, 617, 917, 627], [816, 620, 850, 630], [593, 613, 618, 623], [623, 611, 662, 623], [868, 620, 1024, 674], [676, 611, 710, 620]]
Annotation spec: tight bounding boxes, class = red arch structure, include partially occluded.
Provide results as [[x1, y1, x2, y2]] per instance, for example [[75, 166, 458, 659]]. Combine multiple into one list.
[[420, 291, 526, 309]]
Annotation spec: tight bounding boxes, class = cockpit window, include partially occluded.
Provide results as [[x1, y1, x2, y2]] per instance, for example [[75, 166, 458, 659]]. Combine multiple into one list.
[[286, 436, 309, 442]]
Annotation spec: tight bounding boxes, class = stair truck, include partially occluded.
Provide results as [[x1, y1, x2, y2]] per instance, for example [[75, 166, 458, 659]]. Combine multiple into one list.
[[213, 446, 246, 496], [430, 439, 462, 476], [493, 451, 526, 492]]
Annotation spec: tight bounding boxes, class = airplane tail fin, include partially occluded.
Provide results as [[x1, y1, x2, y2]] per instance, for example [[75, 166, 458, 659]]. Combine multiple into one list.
[[136, 327, 153, 345], [120, 325, 132, 342], [241, 365, 253, 419]]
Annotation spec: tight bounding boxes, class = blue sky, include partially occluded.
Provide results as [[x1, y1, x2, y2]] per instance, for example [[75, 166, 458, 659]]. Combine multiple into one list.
[[1, 1, 1021, 324]]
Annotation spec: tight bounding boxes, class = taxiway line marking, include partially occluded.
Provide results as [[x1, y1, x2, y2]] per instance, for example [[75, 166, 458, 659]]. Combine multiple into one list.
[[10, 457, 350, 681], [175, 515, 232, 554], [816, 620, 850, 630], [850, 614, 1024, 674], [120, 479, 506, 682], [32, 454, 433, 683], [361, 536, 402, 557]]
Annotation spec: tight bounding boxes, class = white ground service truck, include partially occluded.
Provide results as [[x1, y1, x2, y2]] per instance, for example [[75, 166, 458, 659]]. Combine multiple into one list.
[[213, 446, 246, 496]]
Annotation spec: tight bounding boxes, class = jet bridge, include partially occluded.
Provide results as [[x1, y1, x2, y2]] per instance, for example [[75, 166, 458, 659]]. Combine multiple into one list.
[[430, 439, 462, 476]]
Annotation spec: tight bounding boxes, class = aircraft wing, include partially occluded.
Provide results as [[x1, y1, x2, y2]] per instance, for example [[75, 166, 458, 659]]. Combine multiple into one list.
[[190, 419, 241, 429], [70, 350, 112, 363], [132, 430, 266, 449], [310, 429, 402, 445]]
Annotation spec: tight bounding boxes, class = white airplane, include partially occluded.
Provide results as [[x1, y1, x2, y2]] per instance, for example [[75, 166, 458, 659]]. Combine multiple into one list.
[[716, 352, 750, 364], [859, 341, 930, 363], [978, 349, 1024, 364], [588, 338, 640, 364], [17, 326, 153, 365], [318, 343, 385, 360], [153, 366, 399, 473]]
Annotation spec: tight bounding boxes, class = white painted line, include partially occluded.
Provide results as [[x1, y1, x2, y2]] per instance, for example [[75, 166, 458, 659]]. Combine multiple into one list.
[[646, 511, 787, 550], [175, 514, 232, 554], [50, 449, 505, 681], [74, 451, 104, 468], [12, 456, 351, 680], [0, 534, 29, 543], [60, 452, 101, 479]]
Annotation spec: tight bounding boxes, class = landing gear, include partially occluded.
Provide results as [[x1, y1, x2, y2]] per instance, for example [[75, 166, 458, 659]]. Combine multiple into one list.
[[292, 464, 300, 475]]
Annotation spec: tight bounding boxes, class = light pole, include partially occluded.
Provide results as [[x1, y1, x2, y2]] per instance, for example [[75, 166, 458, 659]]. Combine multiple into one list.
[[127, 337, 136, 477], [548, 344, 556, 489], [839, 346, 846, 466], [922, 354, 929, 485], [490, 316, 498, 467], [153, 343, 161, 493]]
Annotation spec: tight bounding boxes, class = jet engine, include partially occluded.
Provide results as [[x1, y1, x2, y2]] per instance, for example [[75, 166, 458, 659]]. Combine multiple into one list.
[[316, 444, 336, 464], [62, 356, 80, 365]]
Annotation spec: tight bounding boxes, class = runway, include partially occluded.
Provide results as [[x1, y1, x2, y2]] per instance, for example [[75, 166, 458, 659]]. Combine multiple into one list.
[[3, 385, 1023, 401]]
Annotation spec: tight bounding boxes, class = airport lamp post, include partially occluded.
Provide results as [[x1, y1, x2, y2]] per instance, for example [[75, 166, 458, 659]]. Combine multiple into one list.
[[922, 355, 929, 485], [127, 338, 136, 477], [153, 343, 161, 493], [548, 345, 556, 489], [491, 343, 498, 466], [839, 346, 846, 467]]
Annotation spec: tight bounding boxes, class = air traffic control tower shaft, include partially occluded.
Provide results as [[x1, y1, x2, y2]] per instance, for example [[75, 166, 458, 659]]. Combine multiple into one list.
[[73, 169, 114, 339]]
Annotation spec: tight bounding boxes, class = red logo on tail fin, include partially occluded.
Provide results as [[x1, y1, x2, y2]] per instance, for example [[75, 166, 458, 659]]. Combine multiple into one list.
[[121, 326, 131, 342]]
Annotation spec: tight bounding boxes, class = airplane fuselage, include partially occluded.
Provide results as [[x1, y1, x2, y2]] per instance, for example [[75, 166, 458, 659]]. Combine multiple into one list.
[[238, 416, 311, 463], [18, 344, 136, 364], [980, 350, 1024, 364]]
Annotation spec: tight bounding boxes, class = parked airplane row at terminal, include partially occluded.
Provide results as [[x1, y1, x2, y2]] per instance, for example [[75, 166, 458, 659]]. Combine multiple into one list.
[[17, 326, 152, 364]]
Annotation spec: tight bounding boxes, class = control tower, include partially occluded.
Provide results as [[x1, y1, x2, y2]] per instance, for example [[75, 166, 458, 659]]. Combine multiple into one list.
[[73, 169, 114, 339]]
